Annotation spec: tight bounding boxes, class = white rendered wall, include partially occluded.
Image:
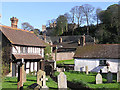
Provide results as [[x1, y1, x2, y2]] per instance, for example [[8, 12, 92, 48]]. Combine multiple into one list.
[[12, 46, 44, 57], [74, 59, 119, 73]]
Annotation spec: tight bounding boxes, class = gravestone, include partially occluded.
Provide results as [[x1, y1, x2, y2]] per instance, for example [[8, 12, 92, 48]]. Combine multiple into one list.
[[37, 70, 48, 88], [117, 61, 120, 82], [17, 63, 23, 89], [22, 64, 26, 83], [96, 73, 102, 84], [85, 66, 88, 75], [107, 71, 113, 83], [58, 72, 67, 89]]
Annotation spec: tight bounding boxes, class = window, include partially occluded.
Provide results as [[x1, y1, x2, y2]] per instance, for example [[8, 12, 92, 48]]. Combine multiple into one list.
[[20, 46, 28, 53], [99, 60, 107, 66]]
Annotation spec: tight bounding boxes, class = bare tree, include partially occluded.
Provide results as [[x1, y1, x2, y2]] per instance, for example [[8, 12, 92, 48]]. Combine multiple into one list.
[[74, 6, 84, 27], [95, 8, 102, 26], [81, 4, 94, 35], [70, 7, 75, 24], [64, 12, 72, 23], [21, 22, 34, 31]]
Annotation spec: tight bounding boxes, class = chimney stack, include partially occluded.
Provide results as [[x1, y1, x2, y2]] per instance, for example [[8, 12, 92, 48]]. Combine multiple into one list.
[[59, 37, 62, 43], [10, 17, 18, 28], [80, 34, 86, 46], [43, 34, 46, 42]]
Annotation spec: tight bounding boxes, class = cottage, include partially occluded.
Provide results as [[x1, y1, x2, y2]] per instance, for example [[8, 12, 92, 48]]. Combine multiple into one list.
[[39, 35, 94, 61], [74, 44, 120, 73], [0, 17, 46, 77]]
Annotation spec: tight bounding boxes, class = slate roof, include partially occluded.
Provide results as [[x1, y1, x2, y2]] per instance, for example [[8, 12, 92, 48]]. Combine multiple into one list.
[[0, 25, 46, 47], [38, 35, 94, 49], [74, 44, 120, 59]]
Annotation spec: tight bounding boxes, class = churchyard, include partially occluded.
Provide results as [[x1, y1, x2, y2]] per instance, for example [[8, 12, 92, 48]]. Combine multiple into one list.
[[2, 69, 119, 89]]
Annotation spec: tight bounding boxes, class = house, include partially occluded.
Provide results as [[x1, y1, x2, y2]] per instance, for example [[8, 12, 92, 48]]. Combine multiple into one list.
[[0, 17, 46, 77], [39, 35, 94, 61], [74, 44, 120, 73]]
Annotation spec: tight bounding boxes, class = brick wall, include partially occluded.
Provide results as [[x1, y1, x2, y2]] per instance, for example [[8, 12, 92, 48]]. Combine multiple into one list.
[[52, 52, 75, 61]]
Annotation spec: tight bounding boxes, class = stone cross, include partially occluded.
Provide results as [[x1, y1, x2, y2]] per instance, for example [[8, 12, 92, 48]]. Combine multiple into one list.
[[37, 70, 48, 88], [107, 71, 113, 83], [58, 72, 67, 89], [96, 73, 102, 84], [85, 66, 88, 75]]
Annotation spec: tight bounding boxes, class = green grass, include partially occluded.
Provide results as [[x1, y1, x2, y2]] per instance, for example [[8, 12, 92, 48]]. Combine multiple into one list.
[[2, 74, 58, 89], [54, 71, 119, 89], [56, 59, 74, 64]]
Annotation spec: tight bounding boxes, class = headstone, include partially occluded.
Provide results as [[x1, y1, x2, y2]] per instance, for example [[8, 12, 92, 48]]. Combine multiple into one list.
[[54, 60, 56, 70], [58, 72, 67, 89], [117, 61, 120, 82], [22, 64, 26, 83], [37, 70, 48, 88], [96, 73, 102, 84], [85, 66, 88, 75], [17, 64, 23, 89], [57, 67, 65, 72], [107, 71, 113, 83]]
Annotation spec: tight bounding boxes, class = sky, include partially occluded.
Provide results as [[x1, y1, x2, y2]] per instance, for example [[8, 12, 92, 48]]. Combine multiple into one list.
[[1, 1, 119, 31]]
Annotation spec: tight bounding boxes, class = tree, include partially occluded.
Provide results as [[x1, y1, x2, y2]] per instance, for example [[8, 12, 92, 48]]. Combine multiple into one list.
[[74, 6, 84, 27], [96, 4, 120, 44], [56, 15, 67, 35], [21, 22, 34, 31], [95, 8, 102, 27], [64, 12, 72, 24], [70, 7, 75, 24], [44, 44, 52, 60], [33, 29, 40, 36], [81, 4, 94, 35]]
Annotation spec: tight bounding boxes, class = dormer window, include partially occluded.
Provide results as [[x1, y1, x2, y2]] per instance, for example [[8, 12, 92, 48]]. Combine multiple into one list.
[[99, 60, 107, 66]]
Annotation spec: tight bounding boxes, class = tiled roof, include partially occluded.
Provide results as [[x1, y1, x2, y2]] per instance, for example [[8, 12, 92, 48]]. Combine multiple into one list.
[[74, 44, 120, 59], [0, 25, 46, 47], [13, 54, 43, 59]]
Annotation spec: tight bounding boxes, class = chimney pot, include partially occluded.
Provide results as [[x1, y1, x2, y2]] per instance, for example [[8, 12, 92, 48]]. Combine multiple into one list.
[[10, 17, 18, 28]]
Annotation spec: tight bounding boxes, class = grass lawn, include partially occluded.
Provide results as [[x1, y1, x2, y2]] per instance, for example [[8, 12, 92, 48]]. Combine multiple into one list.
[[54, 71, 119, 89], [2, 75, 58, 89], [56, 59, 74, 64]]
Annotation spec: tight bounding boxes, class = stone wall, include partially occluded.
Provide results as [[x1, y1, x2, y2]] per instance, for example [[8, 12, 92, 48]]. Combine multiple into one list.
[[52, 52, 74, 61]]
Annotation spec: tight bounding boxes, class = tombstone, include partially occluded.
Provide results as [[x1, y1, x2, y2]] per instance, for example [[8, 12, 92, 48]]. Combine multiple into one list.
[[58, 72, 67, 89], [57, 67, 65, 72], [22, 65, 26, 83], [117, 62, 120, 82], [17, 62, 23, 90], [96, 73, 102, 84], [107, 71, 113, 83], [54, 60, 56, 70], [37, 70, 48, 88], [85, 66, 88, 75]]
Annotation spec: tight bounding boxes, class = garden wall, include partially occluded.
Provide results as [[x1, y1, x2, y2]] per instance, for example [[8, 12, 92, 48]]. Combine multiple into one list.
[[52, 52, 74, 61]]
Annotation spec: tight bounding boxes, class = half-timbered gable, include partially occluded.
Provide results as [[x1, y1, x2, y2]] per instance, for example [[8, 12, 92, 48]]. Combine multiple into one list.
[[0, 17, 46, 76]]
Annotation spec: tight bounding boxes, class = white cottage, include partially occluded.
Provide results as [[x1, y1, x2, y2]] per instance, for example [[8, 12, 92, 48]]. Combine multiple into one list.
[[74, 44, 120, 73], [0, 17, 46, 77]]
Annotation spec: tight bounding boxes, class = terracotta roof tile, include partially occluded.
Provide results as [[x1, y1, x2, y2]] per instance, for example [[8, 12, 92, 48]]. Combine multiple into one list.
[[0, 25, 46, 47]]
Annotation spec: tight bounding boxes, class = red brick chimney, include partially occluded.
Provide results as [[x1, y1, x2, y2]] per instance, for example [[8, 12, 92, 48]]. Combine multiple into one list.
[[80, 34, 86, 46], [10, 17, 18, 28]]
